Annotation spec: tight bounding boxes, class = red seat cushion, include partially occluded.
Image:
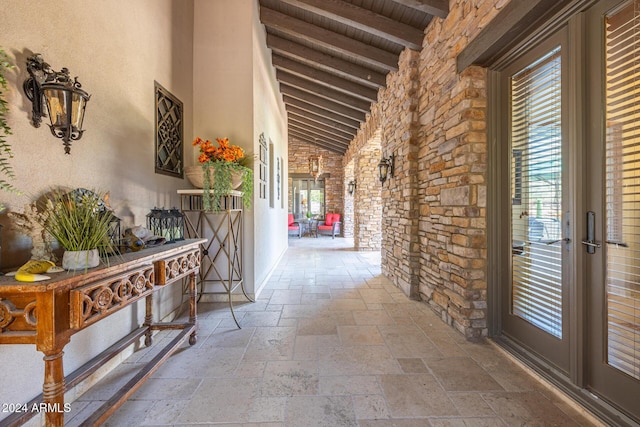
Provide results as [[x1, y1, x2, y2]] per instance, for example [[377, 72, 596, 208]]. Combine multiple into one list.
[[318, 225, 333, 231], [288, 225, 299, 231], [324, 214, 334, 226]]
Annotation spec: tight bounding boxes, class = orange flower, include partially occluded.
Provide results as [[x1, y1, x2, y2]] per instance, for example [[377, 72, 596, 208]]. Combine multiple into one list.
[[192, 136, 246, 164]]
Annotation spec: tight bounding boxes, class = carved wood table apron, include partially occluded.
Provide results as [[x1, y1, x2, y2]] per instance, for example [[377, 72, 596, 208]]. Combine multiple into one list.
[[0, 239, 206, 427]]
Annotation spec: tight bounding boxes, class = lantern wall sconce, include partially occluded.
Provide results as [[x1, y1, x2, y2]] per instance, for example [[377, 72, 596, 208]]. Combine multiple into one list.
[[378, 154, 395, 185], [23, 54, 91, 154], [348, 180, 357, 195]]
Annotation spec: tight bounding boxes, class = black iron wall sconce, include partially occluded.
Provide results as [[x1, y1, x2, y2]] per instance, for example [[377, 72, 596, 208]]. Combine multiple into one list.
[[378, 154, 395, 185], [347, 180, 357, 195], [23, 54, 91, 154]]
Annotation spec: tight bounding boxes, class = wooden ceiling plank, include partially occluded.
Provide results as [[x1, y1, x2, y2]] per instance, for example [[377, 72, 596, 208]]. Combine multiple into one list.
[[289, 122, 352, 145], [260, 6, 399, 71], [289, 127, 349, 149], [286, 104, 359, 134], [278, 70, 373, 113], [283, 96, 362, 130], [387, 0, 449, 18], [281, 85, 367, 122], [267, 34, 386, 89], [273, 55, 379, 102], [277, 0, 424, 50], [288, 113, 356, 141], [457, 0, 573, 72], [289, 130, 349, 154]]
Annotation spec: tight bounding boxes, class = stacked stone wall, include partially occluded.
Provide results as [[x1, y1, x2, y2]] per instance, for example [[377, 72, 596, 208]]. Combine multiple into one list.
[[345, 0, 508, 339], [288, 138, 344, 218]]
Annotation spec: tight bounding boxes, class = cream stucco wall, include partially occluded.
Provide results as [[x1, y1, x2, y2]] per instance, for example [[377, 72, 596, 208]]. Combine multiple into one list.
[[0, 0, 286, 420], [193, 0, 288, 298]]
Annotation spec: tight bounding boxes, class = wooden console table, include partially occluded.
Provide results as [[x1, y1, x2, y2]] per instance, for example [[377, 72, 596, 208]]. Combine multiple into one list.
[[0, 239, 206, 427]]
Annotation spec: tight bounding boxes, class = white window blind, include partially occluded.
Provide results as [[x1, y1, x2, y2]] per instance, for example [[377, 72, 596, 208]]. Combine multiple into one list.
[[605, 1, 640, 381], [510, 47, 563, 338]]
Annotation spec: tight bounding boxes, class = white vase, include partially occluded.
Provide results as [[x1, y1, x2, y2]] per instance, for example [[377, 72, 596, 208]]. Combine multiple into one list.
[[62, 249, 100, 270], [185, 165, 243, 190]]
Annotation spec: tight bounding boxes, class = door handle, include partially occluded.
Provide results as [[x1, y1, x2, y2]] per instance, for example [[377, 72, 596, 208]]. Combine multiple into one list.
[[581, 240, 601, 249], [584, 211, 599, 254]]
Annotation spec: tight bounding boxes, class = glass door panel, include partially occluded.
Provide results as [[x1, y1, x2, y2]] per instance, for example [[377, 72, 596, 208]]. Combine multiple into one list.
[[291, 178, 325, 220], [502, 31, 570, 372], [511, 47, 564, 338]]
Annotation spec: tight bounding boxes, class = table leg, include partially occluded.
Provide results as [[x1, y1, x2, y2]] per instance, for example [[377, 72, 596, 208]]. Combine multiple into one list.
[[188, 272, 198, 345], [43, 351, 65, 427], [144, 294, 153, 346]]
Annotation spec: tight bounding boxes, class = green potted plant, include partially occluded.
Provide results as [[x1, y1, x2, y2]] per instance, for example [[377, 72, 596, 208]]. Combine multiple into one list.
[[39, 189, 115, 270], [191, 136, 253, 212]]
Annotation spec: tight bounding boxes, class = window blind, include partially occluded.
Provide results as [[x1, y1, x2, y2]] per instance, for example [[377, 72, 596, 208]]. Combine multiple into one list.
[[510, 47, 563, 339], [605, 1, 640, 381]]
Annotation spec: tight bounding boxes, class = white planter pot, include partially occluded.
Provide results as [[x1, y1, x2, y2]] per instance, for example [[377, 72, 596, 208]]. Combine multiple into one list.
[[62, 249, 100, 271]]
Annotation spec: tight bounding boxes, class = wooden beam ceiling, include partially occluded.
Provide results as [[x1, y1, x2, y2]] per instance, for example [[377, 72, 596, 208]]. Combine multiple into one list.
[[259, 0, 442, 154]]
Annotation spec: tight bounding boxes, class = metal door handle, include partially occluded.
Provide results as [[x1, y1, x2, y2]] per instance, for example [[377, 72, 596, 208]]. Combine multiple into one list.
[[581, 240, 601, 249]]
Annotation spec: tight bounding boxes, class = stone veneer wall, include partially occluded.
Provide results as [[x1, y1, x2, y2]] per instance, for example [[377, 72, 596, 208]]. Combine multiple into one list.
[[345, 0, 507, 339], [288, 138, 344, 219]]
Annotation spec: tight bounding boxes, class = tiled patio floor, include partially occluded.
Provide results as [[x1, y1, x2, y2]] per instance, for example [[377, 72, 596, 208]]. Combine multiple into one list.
[[67, 237, 603, 426]]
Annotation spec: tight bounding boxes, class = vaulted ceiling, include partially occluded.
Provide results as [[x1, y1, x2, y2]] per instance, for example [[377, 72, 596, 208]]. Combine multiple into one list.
[[258, 0, 449, 154]]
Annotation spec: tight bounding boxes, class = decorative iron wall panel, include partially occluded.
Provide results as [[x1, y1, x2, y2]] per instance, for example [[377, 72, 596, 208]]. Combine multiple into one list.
[[155, 81, 184, 178]]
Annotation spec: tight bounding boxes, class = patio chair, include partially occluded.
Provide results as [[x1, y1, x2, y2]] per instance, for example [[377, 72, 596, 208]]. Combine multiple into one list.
[[317, 213, 341, 238], [288, 214, 302, 238]]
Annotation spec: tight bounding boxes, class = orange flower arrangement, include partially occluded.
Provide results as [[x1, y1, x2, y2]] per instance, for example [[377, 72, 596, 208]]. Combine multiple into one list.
[[193, 137, 246, 164], [191, 136, 253, 211]]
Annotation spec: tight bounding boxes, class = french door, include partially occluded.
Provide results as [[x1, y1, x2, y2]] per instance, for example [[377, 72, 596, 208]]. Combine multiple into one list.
[[585, 0, 640, 420], [498, 0, 640, 421], [291, 177, 325, 219], [502, 31, 571, 373]]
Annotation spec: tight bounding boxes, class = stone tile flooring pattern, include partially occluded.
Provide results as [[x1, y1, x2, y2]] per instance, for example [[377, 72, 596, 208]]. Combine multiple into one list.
[[66, 238, 603, 426]]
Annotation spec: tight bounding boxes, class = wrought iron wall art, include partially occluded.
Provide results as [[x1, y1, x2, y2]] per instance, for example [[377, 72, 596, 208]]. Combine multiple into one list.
[[259, 133, 267, 200], [155, 81, 183, 178]]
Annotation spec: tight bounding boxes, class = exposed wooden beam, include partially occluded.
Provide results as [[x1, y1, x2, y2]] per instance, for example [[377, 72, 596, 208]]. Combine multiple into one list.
[[281, 85, 367, 122], [273, 55, 379, 102], [277, 0, 424, 50], [288, 112, 356, 141], [387, 0, 448, 18], [283, 96, 362, 130], [289, 121, 352, 145], [260, 6, 399, 71], [277, 70, 373, 113], [457, 0, 574, 72], [267, 34, 386, 89], [289, 127, 349, 148], [289, 130, 349, 154], [286, 104, 359, 134]]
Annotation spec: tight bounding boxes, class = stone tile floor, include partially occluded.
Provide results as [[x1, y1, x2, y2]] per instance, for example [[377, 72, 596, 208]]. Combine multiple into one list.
[[66, 238, 604, 426]]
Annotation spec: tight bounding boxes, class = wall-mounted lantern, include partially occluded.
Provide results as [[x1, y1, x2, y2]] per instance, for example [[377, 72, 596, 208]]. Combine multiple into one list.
[[347, 180, 357, 195], [23, 54, 91, 154], [378, 154, 395, 185]]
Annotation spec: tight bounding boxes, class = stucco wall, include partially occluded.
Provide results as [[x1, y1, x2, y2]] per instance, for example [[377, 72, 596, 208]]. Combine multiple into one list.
[[0, 0, 196, 416], [192, 0, 287, 299]]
